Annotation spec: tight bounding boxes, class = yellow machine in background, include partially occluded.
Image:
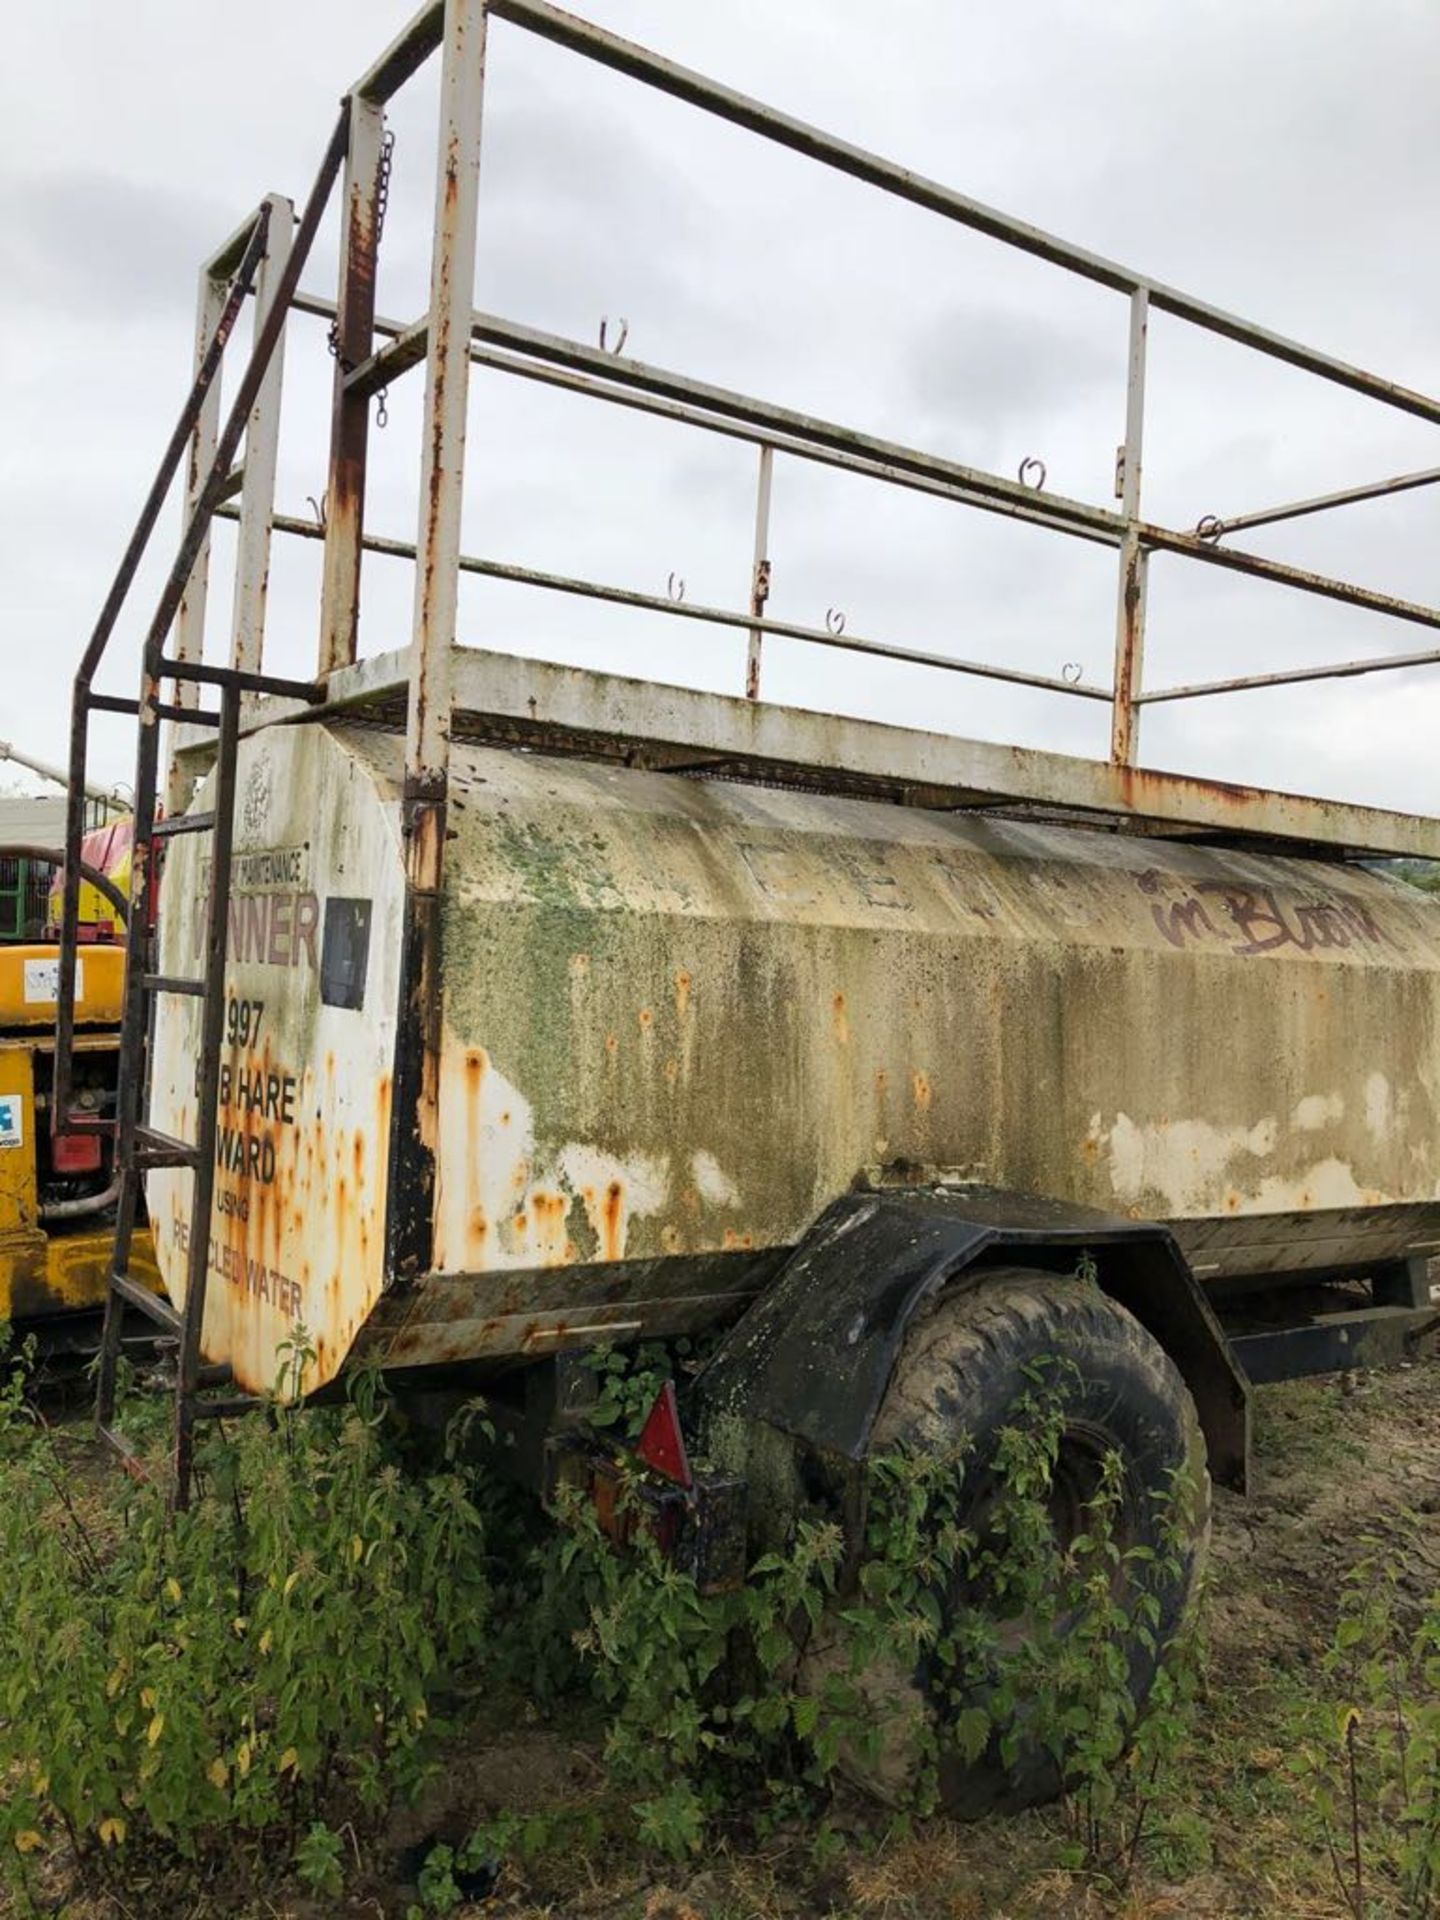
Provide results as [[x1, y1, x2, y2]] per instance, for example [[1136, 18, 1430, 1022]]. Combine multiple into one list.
[[0, 829, 158, 1341], [45, 816, 134, 944]]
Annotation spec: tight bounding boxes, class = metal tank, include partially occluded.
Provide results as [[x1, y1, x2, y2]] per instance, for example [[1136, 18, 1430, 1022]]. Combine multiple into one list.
[[145, 716, 1440, 1398]]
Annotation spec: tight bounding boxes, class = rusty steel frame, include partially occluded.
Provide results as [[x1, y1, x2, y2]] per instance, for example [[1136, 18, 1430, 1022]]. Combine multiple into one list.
[[745, 445, 774, 701], [296, 286, 1440, 717], [166, 272, 224, 819], [142, 0, 1440, 914], [52, 103, 348, 1499], [285, 0, 1440, 784], [405, 0, 486, 803], [1137, 645, 1440, 706], [318, 98, 385, 675], [171, 254, 229, 702], [230, 194, 294, 684], [223, 503, 1114, 703], [457, 316, 1440, 677], [293, 287, 1119, 549], [374, 307, 1127, 540], [1110, 290, 1149, 766], [370, 0, 1440, 419], [54, 207, 275, 1139], [1198, 464, 1440, 542], [379, 0, 489, 1287], [316, 644, 1440, 859]]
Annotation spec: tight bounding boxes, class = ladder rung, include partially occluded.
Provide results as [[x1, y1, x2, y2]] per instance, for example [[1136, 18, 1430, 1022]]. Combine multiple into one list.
[[163, 658, 321, 702], [197, 1362, 233, 1389], [142, 973, 206, 996], [343, 321, 429, 401], [153, 703, 222, 726], [109, 1269, 182, 1333], [152, 812, 216, 840], [134, 1125, 201, 1168]]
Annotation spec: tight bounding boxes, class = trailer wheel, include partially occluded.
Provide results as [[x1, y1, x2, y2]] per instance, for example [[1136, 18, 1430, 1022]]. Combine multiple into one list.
[[801, 1266, 1209, 1817]]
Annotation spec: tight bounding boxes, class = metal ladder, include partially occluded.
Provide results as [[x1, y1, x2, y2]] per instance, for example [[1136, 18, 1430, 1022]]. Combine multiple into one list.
[[52, 117, 347, 1505], [93, 679, 248, 1500]]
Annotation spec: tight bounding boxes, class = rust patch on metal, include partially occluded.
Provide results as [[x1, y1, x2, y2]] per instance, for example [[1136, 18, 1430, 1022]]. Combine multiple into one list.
[[601, 1179, 623, 1263]]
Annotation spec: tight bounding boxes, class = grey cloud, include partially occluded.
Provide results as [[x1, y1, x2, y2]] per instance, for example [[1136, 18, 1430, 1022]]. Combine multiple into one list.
[[482, 79, 705, 234], [905, 305, 1115, 431], [1, 171, 231, 316], [472, 69, 716, 330]]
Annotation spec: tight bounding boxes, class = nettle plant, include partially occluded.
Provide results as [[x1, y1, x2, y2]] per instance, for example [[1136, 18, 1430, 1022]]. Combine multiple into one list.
[[582, 1338, 697, 1439], [0, 1329, 491, 1908], [952, 1364, 1207, 1877]]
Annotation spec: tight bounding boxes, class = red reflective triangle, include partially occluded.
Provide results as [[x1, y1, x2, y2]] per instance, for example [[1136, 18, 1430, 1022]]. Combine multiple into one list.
[[635, 1379, 693, 1489]]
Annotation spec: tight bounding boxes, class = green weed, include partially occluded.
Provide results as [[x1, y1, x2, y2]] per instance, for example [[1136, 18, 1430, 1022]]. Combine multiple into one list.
[[530, 1349, 1206, 1876], [0, 1329, 491, 1907], [1292, 1520, 1440, 1917], [0, 1322, 1207, 1908]]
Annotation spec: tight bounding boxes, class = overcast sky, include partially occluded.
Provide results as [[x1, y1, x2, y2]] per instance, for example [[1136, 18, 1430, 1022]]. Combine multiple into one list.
[[4, 0, 1440, 814]]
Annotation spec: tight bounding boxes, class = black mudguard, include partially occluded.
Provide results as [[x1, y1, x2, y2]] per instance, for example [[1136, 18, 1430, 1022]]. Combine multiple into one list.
[[693, 1185, 1250, 1491]]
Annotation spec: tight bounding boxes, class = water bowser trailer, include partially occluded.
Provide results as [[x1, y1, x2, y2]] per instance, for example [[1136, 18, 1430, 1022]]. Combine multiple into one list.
[[54, 0, 1440, 1813]]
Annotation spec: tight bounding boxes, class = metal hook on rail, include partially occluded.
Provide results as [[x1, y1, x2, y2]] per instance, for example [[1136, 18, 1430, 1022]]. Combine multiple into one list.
[[600, 315, 630, 356], [1061, 662, 1084, 685], [1195, 513, 1225, 545], [306, 492, 328, 533], [667, 571, 686, 604], [1017, 456, 1047, 491], [825, 607, 846, 636]]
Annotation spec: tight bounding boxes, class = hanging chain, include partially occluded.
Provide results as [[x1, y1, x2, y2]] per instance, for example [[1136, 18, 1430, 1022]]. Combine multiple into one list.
[[327, 128, 395, 409], [372, 128, 396, 428], [375, 128, 395, 244]]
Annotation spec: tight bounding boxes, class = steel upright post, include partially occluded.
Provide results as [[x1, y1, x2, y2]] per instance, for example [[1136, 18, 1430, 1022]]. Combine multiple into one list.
[[230, 194, 294, 680], [1110, 287, 1149, 766], [407, 0, 487, 795], [167, 269, 227, 813], [744, 444, 774, 700], [318, 100, 387, 676], [389, 0, 488, 1281]]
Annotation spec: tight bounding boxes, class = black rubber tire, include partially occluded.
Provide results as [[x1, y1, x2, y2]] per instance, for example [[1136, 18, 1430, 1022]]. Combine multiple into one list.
[[803, 1266, 1210, 1818]]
